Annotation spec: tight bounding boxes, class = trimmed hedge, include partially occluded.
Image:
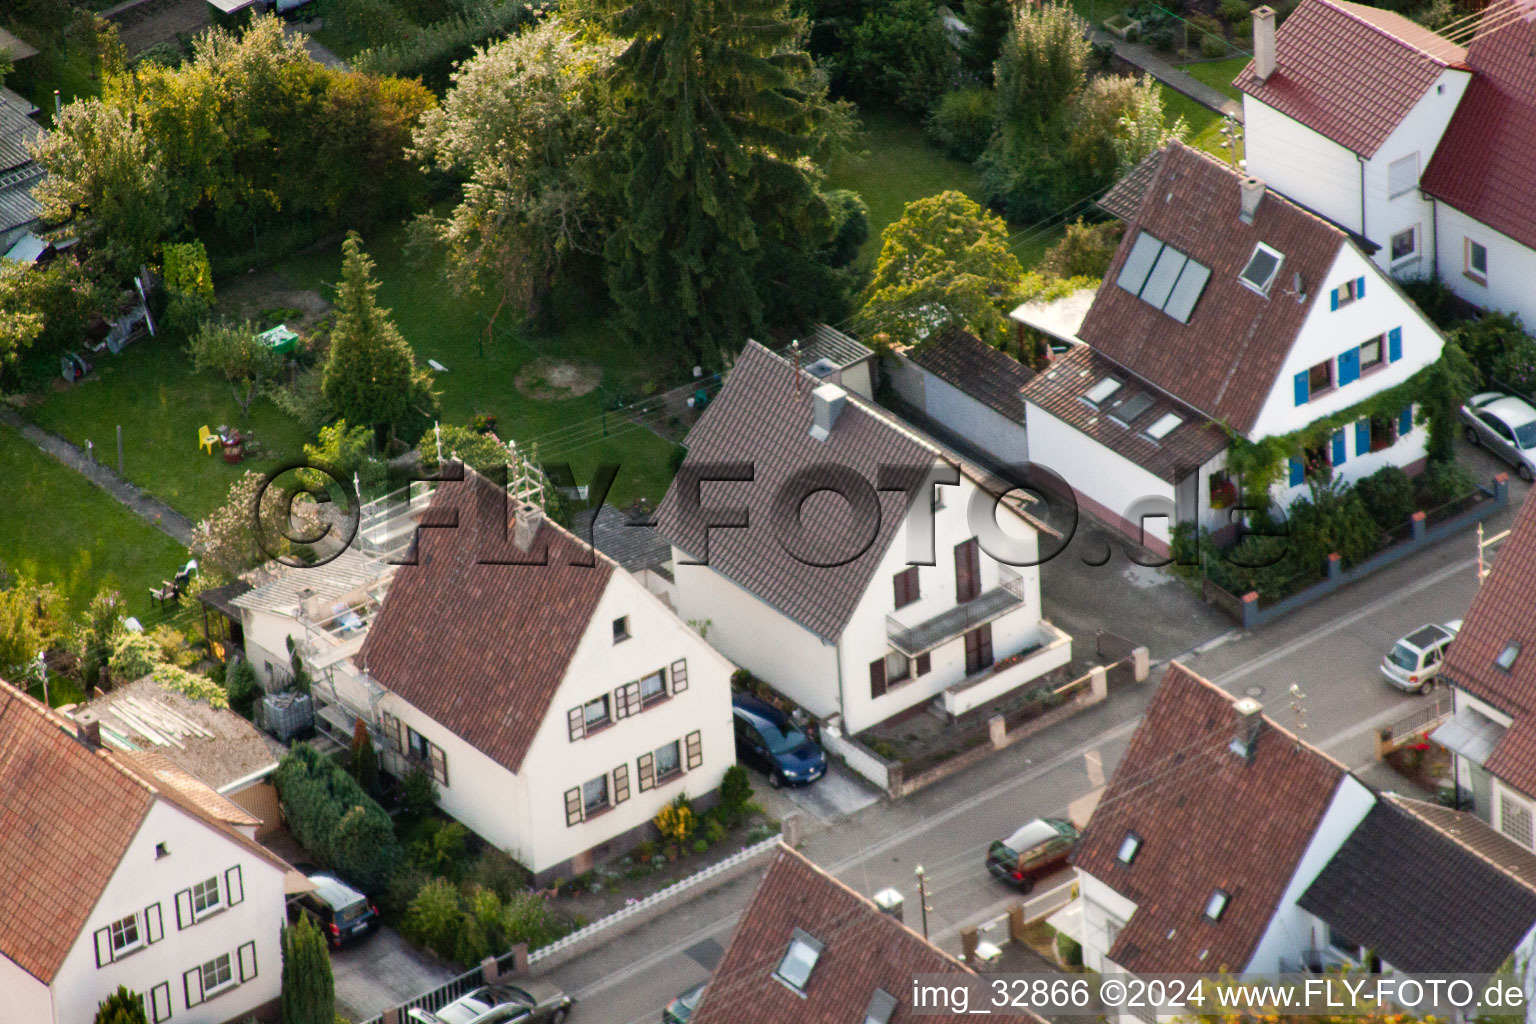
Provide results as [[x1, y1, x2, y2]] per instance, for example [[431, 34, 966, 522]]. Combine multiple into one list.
[[351, 0, 535, 86], [275, 744, 402, 893]]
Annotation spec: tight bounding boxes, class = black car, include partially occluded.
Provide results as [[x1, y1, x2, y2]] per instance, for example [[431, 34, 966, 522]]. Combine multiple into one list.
[[731, 694, 826, 788], [288, 871, 380, 947]]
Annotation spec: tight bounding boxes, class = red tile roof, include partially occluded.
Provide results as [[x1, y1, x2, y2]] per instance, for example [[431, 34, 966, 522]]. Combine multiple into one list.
[[1421, 5, 1536, 252], [358, 470, 614, 775], [907, 328, 1034, 424], [1441, 490, 1536, 795], [1234, 0, 1466, 157], [692, 845, 1031, 1024], [1072, 664, 1346, 974], [1079, 143, 1345, 435]]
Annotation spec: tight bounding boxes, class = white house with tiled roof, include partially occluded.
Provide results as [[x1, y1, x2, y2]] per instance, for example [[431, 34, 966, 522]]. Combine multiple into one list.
[[1236, 0, 1536, 327], [1030, 142, 1444, 555], [657, 341, 1072, 738], [0, 679, 290, 1024]]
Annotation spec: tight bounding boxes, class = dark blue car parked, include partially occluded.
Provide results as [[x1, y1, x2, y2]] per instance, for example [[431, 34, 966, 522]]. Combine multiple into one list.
[[731, 694, 827, 788]]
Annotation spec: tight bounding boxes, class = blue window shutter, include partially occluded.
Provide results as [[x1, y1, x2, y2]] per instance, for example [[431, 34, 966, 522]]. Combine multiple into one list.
[[1332, 430, 1347, 465], [1289, 458, 1304, 486], [1339, 348, 1361, 385], [1330, 288, 1339, 312], [1294, 370, 1309, 406], [1399, 406, 1413, 436], [1357, 276, 1366, 299], [1356, 419, 1370, 455], [1388, 327, 1403, 362]]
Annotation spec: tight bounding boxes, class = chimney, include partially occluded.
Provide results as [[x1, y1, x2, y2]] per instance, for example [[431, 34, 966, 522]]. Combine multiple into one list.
[[513, 501, 543, 552], [872, 888, 905, 921], [1239, 175, 1265, 224], [1229, 697, 1263, 761], [75, 708, 102, 749], [1252, 6, 1277, 81], [809, 383, 847, 442]]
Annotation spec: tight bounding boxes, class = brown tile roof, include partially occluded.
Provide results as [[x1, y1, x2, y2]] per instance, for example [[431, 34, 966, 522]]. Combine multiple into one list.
[[1021, 346, 1231, 483], [656, 341, 945, 642], [358, 470, 613, 775], [907, 328, 1034, 424], [1421, 5, 1536, 252], [0, 681, 155, 983], [1388, 794, 1536, 894], [1072, 663, 1345, 974], [1100, 149, 1167, 221], [692, 845, 1029, 1024], [1441, 490, 1536, 794], [118, 752, 262, 829], [1299, 797, 1536, 973], [1234, 0, 1466, 158], [1079, 143, 1346, 435]]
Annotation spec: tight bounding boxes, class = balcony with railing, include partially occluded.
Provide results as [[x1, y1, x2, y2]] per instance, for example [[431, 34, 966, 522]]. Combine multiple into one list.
[[886, 566, 1029, 657]]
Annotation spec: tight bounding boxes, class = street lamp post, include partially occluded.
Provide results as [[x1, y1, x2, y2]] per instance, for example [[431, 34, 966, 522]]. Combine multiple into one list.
[[915, 865, 930, 941]]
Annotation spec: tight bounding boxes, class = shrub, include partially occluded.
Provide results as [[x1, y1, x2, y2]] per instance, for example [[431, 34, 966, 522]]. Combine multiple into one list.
[[401, 879, 564, 966], [95, 986, 147, 1024], [1147, 25, 1176, 51], [280, 914, 335, 1024], [1057, 933, 1083, 968], [691, 838, 709, 854], [351, 2, 537, 87], [1354, 466, 1415, 531], [152, 663, 229, 708], [162, 239, 215, 337], [408, 818, 472, 880], [1218, 0, 1250, 23], [402, 877, 463, 960], [400, 768, 438, 822], [1187, 13, 1224, 37], [468, 846, 530, 901], [349, 717, 378, 796], [654, 794, 697, 845], [226, 658, 259, 718], [718, 764, 754, 825], [275, 743, 402, 893], [1286, 480, 1383, 571], [150, 624, 197, 668], [704, 816, 728, 844], [836, 0, 960, 114], [1200, 33, 1229, 57], [108, 631, 162, 681], [1039, 219, 1123, 279], [1416, 460, 1476, 507], [926, 87, 996, 162]]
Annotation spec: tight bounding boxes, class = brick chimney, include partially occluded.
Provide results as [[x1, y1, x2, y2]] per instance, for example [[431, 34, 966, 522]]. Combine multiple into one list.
[[75, 707, 102, 749], [1229, 697, 1263, 761], [513, 502, 544, 552], [1253, 6, 1277, 81], [1239, 175, 1265, 224]]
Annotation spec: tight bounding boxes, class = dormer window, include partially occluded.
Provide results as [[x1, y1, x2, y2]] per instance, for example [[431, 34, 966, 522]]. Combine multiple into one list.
[[1239, 243, 1284, 296], [775, 928, 824, 992], [1085, 377, 1123, 406], [864, 988, 898, 1024], [1117, 831, 1143, 864], [1205, 889, 1231, 921], [1497, 642, 1521, 672]]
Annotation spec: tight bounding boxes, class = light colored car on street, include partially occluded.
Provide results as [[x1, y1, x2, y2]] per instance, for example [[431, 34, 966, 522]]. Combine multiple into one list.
[[1381, 620, 1462, 693], [1460, 392, 1536, 481], [407, 982, 572, 1024]]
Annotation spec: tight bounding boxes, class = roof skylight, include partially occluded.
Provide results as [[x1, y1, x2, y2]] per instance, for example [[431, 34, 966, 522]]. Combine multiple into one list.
[[1145, 412, 1184, 440], [1085, 377, 1123, 406], [1240, 243, 1285, 295], [1111, 393, 1155, 425], [864, 989, 898, 1024], [1205, 890, 1231, 921], [775, 929, 824, 991], [1497, 641, 1521, 672], [1117, 832, 1143, 865]]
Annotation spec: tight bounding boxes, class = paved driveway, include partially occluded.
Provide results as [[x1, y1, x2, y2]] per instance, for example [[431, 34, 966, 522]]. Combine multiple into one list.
[[331, 927, 456, 1022]]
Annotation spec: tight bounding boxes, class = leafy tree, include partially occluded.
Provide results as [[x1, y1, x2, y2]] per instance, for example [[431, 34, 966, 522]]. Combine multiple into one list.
[[926, 86, 996, 161], [280, 914, 335, 1024], [960, 0, 1015, 80], [838, 0, 958, 113], [71, 587, 125, 687], [189, 320, 283, 419], [1039, 218, 1123, 278], [313, 70, 435, 228], [109, 631, 163, 682], [225, 657, 259, 717], [0, 257, 110, 373], [192, 470, 299, 579], [162, 240, 216, 336], [991, 1, 1089, 138], [0, 579, 63, 681], [411, 17, 622, 329], [349, 717, 378, 796], [302, 420, 384, 493], [417, 423, 510, 474], [95, 986, 148, 1024], [592, 0, 855, 367], [323, 233, 435, 443], [856, 190, 1024, 349]]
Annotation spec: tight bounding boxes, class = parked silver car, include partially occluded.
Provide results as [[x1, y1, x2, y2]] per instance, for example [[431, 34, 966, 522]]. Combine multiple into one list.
[[1381, 620, 1462, 693], [407, 982, 572, 1024], [1460, 392, 1536, 481]]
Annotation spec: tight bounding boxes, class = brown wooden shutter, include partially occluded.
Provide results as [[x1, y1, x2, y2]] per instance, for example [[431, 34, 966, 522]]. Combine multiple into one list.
[[869, 658, 887, 699], [893, 567, 919, 608], [430, 744, 448, 786], [955, 538, 980, 602], [916, 652, 931, 676], [965, 623, 995, 674], [685, 731, 703, 770], [670, 658, 688, 693], [613, 764, 631, 804], [381, 711, 402, 752], [978, 621, 993, 666], [638, 752, 656, 792], [564, 787, 584, 826], [567, 706, 586, 742]]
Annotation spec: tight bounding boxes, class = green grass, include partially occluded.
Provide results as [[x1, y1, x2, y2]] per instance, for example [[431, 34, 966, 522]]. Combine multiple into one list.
[[1160, 84, 1243, 164], [0, 422, 189, 614], [828, 111, 987, 270], [1174, 56, 1250, 102], [23, 340, 314, 522], [272, 222, 683, 509]]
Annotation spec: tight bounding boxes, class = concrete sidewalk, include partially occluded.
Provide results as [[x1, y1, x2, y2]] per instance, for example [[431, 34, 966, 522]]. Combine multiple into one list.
[[1094, 29, 1245, 120]]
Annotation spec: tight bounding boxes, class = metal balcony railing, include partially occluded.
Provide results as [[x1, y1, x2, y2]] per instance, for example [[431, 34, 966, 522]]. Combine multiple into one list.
[[886, 568, 1028, 657]]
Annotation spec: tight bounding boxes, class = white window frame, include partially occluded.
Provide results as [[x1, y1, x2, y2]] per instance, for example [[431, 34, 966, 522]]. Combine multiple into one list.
[[1239, 243, 1285, 296], [1389, 225, 1419, 267], [1387, 152, 1420, 199], [190, 876, 222, 918], [581, 774, 610, 816], [639, 669, 666, 704], [653, 739, 683, 782], [774, 929, 824, 992], [1500, 790, 1535, 849], [1467, 238, 1489, 283], [108, 912, 143, 957], [199, 953, 234, 998]]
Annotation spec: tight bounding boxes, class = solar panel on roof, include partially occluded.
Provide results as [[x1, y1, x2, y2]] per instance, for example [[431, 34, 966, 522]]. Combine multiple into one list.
[[1116, 231, 1164, 296], [1140, 247, 1189, 308], [1163, 260, 1211, 323]]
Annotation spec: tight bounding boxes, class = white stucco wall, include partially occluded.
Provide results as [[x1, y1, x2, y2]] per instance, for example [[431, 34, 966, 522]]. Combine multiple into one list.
[[835, 469, 1047, 734], [1076, 871, 1139, 975], [1436, 202, 1536, 328], [50, 800, 286, 1024], [1024, 402, 1177, 548], [670, 552, 842, 719], [0, 954, 54, 1024], [886, 352, 1030, 467], [1243, 96, 1365, 235], [1246, 244, 1443, 442]]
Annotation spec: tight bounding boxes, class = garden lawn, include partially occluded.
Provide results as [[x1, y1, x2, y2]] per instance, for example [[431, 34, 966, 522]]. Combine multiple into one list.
[[274, 221, 683, 509], [1175, 56, 1250, 101], [23, 338, 313, 522], [0, 422, 189, 614], [1160, 85, 1243, 164], [828, 111, 987, 270]]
